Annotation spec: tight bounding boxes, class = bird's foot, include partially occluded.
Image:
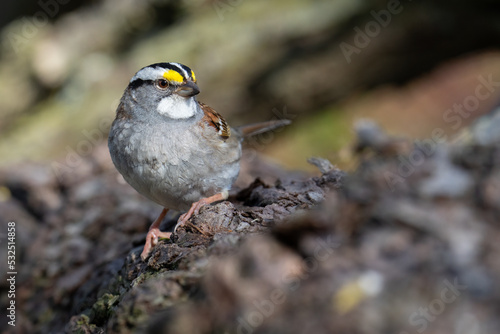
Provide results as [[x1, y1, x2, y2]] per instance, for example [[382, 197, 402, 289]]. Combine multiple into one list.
[[141, 208, 170, 261], [141, 228, 171, 261], [175, 191, 229, 232]]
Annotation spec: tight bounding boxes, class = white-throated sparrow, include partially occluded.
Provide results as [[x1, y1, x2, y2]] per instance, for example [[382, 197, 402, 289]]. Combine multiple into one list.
[[108, 62, 290, 260]]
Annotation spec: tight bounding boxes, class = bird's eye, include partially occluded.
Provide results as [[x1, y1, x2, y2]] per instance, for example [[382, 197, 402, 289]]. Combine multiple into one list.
[[156, 79, 169, 89]]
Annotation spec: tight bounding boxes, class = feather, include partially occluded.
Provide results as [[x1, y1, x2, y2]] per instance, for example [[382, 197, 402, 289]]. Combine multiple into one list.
[[237, 119, 291, 138], [199, 102, 231, 140]]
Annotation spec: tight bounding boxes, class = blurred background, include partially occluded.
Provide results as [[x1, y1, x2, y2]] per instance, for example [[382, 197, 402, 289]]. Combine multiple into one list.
[[2, 1, 500, 333], [2, 0, 500, 173]]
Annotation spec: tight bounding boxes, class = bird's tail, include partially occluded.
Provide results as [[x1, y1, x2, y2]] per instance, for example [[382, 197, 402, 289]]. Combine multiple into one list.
[[237, 119, 291, 138]]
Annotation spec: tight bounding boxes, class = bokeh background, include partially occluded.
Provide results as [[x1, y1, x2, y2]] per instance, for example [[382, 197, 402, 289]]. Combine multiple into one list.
[[2, 1, 500, 333], [2, 0, 500, 173]]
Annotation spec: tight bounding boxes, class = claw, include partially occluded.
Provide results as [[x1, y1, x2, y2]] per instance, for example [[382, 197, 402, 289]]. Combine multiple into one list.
[[140, 191, 229, 261], [140, 208, 170, 261], [174, 191, 229, 232]]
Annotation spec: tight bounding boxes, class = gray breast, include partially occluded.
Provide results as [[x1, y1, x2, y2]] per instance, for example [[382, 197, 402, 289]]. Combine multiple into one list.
[[109, 117, 241, 211]]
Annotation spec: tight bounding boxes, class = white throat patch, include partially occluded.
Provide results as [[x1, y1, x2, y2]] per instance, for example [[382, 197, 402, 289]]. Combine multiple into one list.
[[157, 95, 197, 119]]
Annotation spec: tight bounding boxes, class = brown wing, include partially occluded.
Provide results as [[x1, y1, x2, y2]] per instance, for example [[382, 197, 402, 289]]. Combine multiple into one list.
[[199, 102, 231, 140]]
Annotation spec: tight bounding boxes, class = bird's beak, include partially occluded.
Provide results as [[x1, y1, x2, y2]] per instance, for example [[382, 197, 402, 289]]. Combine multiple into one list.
[[175, 81, 200, 97]]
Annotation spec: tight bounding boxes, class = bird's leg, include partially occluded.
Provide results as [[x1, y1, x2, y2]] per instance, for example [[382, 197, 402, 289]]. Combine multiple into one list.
[[141, 208, 171, 261], [176, 191, 229, 231]]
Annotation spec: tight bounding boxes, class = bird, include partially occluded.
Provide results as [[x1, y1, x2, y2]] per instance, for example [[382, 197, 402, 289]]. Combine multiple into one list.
[[108, 62, 290, 260]]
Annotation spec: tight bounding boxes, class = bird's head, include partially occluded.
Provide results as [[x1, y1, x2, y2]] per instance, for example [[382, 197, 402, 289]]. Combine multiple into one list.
[[125, 62, 200, 119]]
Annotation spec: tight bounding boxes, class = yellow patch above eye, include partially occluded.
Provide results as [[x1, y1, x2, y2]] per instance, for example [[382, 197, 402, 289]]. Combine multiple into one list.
[[191, 70, 196, 82], [163, 70, 184, 84]]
